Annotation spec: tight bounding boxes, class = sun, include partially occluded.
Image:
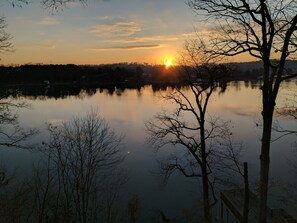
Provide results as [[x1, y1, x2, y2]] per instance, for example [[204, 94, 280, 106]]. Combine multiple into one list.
[[164, 57, 174, 68], [165, 60, 172, 67]]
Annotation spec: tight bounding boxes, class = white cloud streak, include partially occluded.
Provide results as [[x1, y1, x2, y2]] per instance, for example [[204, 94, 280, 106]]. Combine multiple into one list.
[[103, 35, 179, 44], [36, 17, 60, 26], [89, 44, 163, 51], [90, 20, 141, 37]]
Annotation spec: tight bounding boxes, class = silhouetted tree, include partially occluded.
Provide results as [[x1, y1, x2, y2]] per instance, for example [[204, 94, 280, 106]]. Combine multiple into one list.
[[214, 127, 250, 223], [8, 0, 104, 12], [187, 1, 297, 222], [41, 0, 86, 11], [0, 109, 127, 223], [45, 110, 125, 223], [0, 17, 12, 54], [0, 3, 37, 149], [30, 155, 56, 223], [0, 90, 38, 149], [146, 42, 229, 223]]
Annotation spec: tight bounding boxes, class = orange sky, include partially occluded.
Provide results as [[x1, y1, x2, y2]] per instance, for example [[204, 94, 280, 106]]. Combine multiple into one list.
[[1, 1, 255, 65]]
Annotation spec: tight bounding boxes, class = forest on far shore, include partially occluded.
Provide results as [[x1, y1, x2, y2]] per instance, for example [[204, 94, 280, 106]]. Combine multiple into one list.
[[2, 61, 294, 86]]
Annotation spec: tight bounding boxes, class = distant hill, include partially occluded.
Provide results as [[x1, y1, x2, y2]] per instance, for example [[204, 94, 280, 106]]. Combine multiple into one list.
[[230, 60, 297, 72]]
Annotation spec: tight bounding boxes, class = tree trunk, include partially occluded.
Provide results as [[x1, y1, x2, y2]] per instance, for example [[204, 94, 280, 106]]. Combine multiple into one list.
[[243, 162, 249, 223], [201, 160, 211, 223], [200, 118, 212, 223], [258, 102, 274, 223]]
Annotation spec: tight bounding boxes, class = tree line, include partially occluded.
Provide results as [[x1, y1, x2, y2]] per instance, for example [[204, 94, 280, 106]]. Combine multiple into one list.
[[0, 63, 274, 86]]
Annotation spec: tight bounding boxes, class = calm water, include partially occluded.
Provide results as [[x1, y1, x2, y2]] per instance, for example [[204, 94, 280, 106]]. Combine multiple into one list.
[[1, 81, 296, 220]]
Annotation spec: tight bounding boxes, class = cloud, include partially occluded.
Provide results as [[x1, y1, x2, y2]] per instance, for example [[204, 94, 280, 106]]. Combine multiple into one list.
[[90, 21, 141, 37], [89, 44, 162, 51], [90, 16, 141, 38], [103, 35, 179, 44], [36, 17, 60, 26], [181, 32, 196, 38], [97, 16, 114, 20]]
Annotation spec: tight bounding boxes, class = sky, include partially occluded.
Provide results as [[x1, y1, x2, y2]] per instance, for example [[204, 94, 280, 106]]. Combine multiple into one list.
[[0, 0, 250, 65]]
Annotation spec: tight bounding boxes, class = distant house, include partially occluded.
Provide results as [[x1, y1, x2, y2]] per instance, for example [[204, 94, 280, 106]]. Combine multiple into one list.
[[220, 189, 297, 223]]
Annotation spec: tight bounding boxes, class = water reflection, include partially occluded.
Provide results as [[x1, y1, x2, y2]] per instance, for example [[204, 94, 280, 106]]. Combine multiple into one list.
[[0, 80, 296, 221], [0, 79, 278, 100]]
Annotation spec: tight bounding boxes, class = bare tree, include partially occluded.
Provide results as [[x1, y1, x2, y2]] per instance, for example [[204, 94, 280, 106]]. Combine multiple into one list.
[[6, 0, 28, 8], [45, 110, 125, 223], [0, 110, 126, 223], [0, 15, 36, 150], [7, 0, 108, 12], [146, 42, 229, 223], [186, 1, 297, 222], [0, 170, 32, 223], [0, 90, 38, 149], [214, 127, 250, 223], [41, 0, 86, 12], [30, 153, 57, 223], [0, 17, 12, 54]]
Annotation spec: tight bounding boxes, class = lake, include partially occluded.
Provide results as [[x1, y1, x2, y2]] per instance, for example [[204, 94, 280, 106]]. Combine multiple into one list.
[[0, 80, 296, 222]]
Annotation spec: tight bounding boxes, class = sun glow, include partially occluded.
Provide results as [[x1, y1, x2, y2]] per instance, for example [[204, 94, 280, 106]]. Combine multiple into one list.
[[165, 60, 172, 67], [164, 57, 174, 68]]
